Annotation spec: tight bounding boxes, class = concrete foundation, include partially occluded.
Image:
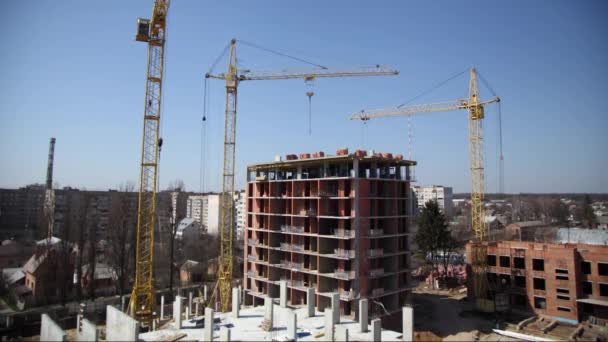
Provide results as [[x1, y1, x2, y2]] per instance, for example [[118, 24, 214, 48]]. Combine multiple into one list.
[[306, 288, 315, 318], [336, 326, 349, 342], [105, 306, 139, 342], [372, 318, 381, 342], [280, 280, 288, 308], [402, 306, 413, 342], [220, 326, 231, 341], [287, 310, 297, 341], [359, 299, 368, 333], [331, 293, 340, 324], [77, 318, 98, 342], [160, 296, 165, 320], [40, 314, 67, 342], [232, 288, 240, 318], [205, 307, 214, 341], [173, 296, 183, 328], [324, 308, 334, 342]]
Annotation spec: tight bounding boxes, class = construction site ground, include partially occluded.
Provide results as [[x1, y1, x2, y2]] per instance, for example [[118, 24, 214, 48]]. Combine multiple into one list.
[[413, 281, 515, 341]]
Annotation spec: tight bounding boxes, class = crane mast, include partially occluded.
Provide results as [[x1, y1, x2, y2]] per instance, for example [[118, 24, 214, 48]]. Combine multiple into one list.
[[129, 0, 169, 322], [350, 67, 500, 311], [207, 39, 398, 312]]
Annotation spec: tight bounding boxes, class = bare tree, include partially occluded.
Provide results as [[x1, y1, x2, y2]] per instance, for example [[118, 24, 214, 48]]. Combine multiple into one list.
[[167, 179, 186, 192], [107, 182, 137, 296]]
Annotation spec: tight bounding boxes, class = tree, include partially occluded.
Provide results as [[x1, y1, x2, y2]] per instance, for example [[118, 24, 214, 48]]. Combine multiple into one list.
[[167, 179, 186, 192], [415, 200, 458, 273], [107, 182, 137, 296], [580, 195, 597, 228], [549, 199, 569, 226]]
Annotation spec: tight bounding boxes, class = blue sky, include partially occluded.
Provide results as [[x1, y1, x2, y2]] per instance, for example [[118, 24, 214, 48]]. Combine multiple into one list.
[[1, 1, 606, 193]]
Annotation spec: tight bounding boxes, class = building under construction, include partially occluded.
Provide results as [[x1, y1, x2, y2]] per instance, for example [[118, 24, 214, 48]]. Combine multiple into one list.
[[243, 148, 416, 324]]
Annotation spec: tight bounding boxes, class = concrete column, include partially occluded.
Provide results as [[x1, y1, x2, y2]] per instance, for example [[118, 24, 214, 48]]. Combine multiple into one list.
[[238, 285, 242, 306], [264, 297, 274, 322], [121, 296, 126, 312], [372, 318, 381, 342], [402, 306, 413, 342], [106, 306, 139, 342], [324, 308, 334, 342], [232, 288, 240, 318], [173, 296, 183, 328], [280, 280, 288, 308], [331, 293, 340, 324], [204, 307, 214, 341], [306, 287, 315, 318], [359, 299, 368, 333], [287, 311, 297, 341], [204, 284, 208, 301], [160, 295, 165, 320], [77, 318, 98, 342], [185, 305, 190, 320], [41, 314, 67, 341], [77, 303, 85, 332], [336, 326, 349, 342], [195, 301, 200, 317], [188, 291, 193, 315], [6, 315, 12, 328], [220, 326, 231, 342]]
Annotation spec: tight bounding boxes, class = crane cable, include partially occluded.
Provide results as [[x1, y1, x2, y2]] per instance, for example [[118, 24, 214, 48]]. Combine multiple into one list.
[[200, 77, 209, 194], [477, 70, 504, 196], [238, 39, 327, 69]]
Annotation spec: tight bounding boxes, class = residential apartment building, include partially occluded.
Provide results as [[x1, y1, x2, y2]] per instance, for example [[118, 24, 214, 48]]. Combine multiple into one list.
[[243, 149, 416, 324], [0, 185, 45, 240], [186, 193, 220, 235], [466, 240, 608, 325], [412, 185, 453, 216]]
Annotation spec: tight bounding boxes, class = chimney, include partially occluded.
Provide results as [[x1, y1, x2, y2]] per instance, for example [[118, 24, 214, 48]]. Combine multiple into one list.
[[46, 137, 56, 190]]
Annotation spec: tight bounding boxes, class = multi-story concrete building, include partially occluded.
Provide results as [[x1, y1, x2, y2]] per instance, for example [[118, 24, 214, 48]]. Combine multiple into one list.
[[466, 239, 608, 325], [412, 185, 453, 216], [234, 190, 246, 240], [186, 193, 220, 235], [243, 149, 416, 324], [0, 185, 45, 240]]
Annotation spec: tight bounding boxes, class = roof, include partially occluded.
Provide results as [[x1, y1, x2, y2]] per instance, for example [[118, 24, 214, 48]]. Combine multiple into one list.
[[181, 260, 204, 272], [82, 263, 117, 280], [3, 268, 25, 285], [35, 236, 61, 246], [556, 228, 608, 246], [22, 253, 46, 274], [509, 221, 545, 228], [248, 152, 416, 171], [13, 284, 32, 296]]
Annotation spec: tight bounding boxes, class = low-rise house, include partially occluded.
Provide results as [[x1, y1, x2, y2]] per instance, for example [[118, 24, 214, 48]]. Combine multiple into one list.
[[80, 262, 117, 297], [180, 260, 205, 285], [505, 220, 554, 241]]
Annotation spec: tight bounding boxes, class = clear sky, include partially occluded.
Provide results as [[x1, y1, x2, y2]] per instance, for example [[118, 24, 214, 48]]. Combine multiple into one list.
[[1, 1, 607, 193]]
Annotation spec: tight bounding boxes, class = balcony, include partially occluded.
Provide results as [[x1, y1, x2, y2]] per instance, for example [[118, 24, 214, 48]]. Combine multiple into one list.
[[279, 261, 304, 270], [369, 268, 385, 278], [336, 289, 356, 300], [334, 248, 355, 259], [247, 255, 258, 262], [319, 190, 338, 197], [247, 239, 259, 246], [367, 249, 384, 258], [333, 229, 355, 238], [334, 269, 356, 280], [281, 225, 305, 234], [299, 209, 317, 216], [369, 229, 384, 237]]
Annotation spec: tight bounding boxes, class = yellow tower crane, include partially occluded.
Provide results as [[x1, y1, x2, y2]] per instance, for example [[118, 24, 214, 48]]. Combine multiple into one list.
[[351, 67, 500, 311], [206, 39, 399, 312], [129, 0, 169, 323]]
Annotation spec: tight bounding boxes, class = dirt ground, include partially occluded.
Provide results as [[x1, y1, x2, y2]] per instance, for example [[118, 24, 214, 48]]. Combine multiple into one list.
[[412, 282, 503, 341]]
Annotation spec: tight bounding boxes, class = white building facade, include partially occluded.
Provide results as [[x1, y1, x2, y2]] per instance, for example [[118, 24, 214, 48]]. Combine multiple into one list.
[[186, 194, 220, 235], [413, 185, 453, 216]]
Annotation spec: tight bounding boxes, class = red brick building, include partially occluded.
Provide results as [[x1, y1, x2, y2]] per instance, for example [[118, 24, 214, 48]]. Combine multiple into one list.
[[466, 240, 608, 324], [243, 149, 416, 323]]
